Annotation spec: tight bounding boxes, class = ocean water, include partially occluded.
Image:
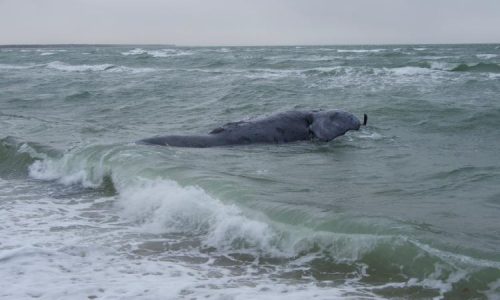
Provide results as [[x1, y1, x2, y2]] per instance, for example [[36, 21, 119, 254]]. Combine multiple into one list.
[[1, 44, 500, 299]]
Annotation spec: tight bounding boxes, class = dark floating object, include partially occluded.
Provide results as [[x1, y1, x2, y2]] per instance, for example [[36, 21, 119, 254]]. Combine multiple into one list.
[[138, 110, 366, 148]]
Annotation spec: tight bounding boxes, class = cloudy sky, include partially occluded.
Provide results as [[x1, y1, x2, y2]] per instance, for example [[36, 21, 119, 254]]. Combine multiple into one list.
[[1, 0, 499, 45]]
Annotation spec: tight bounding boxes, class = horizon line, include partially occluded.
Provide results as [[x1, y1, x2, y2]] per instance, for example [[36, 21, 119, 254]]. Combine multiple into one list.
[[1, 42, 499, 48]]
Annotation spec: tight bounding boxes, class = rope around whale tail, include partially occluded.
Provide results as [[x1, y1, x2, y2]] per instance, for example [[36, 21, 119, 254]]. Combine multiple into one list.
[[363, 114, 368, 126]]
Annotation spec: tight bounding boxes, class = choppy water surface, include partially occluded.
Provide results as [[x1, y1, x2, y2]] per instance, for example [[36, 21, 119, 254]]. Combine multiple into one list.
[[1, 44, 500, 299]]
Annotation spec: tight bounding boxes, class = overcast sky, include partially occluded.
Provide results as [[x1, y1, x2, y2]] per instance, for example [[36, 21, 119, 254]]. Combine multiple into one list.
[[1, 0, 499, 46]]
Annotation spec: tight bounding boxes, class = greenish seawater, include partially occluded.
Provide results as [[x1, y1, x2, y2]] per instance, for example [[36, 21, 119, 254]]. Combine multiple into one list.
[[1, 44, 499, 299]]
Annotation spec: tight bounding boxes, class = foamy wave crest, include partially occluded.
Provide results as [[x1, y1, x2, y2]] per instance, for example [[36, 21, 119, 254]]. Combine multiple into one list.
[[45, 61, 155, 73], [26, 149, 285, 255], [47, 61, 115, 72], [108, 66, 156, 73], [28, 145, 115, 187], [116, 178, 391, 259], [26, 144, 500, 291], [0, 63, 37, 70], [215, 47, 231, 53], [337, 49, 385, 53], [389, 66, 434, 76], [121, 48, 147, 56], [25, 146, 384, 258], [476, 54, 498, 60], [36, 49, 67, 53], [119, 179, 282, 254], [122, 48, 193, 58], [29, 158, 105, 187], [244, 69, 302, 79]]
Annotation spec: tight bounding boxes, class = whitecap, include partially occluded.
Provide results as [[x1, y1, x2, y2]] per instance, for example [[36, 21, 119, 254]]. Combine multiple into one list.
[[44, 61, 154, 73], [0, 63, 35, 70], [216, 48, 231, 53], [151, 49, 193, 58], [121, 48, 193, 58], [476, 54, 498, 60], [121, 48, 147, 56], [389, 66, 434, 76], [35, 49, 67, 53], [46, 61, 114, 72], [244, 69, 301, 79], [293, 55, 337, 62], [337, 49, 385, 53], [107, 66, 156, 73], [358, 132, 384, 140], [118, 179, 283, 255]]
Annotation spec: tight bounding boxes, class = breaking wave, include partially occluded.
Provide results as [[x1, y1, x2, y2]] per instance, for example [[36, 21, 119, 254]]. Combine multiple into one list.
[[476, 54, 498, 60], [47, 61, 115, 72], [451, 62, 500, 73], [121, 48, 193, 58], [45, 61, 155, 73], [0, 141, 490, 298], [337, 49, 386, 53]]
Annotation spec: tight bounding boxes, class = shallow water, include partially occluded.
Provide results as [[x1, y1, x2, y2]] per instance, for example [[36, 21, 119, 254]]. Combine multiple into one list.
[[1, 44, 500, 299]]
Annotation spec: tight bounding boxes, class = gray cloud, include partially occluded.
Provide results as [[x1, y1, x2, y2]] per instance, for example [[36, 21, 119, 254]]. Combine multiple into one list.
[[1, 0, 499, 45]]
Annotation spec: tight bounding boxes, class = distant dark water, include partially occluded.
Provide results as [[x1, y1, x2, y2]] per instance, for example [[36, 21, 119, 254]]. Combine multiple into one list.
[[1, 44, 499, 299]]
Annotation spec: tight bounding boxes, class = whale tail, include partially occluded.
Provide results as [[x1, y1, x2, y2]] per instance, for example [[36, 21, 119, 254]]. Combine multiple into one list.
[[363, 114, 368, 126]]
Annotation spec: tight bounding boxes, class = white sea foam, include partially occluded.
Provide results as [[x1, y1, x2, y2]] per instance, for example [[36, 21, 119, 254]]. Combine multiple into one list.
[[26, 147, 386, 260], [108, 66, 156, 73], [118, 179, 284, 255], [244, 69, 302, 79], [216, 47, 231, 53], [267, 54, 338, 62], [122, 48, 193, 58], [0, 63, 35, 70], [46, 61, 115, 72], [294, 55, 338, 61], [337, 49, 385, 53], [7, 153, 384, 299], [40, 52, 55, 56], [18, 146, 499, 299], [358, 132, 384, 140], [476, 54, 498, 60], [121, 48, 147, 55], [389, 66, 434, 76], [0, 181, 459, 299], [0, 245, 366, 300], [28, 150, 282, 254], [44, 61, 155, 73], [30, 158, 99, 186], [35, 49, 67, 52]]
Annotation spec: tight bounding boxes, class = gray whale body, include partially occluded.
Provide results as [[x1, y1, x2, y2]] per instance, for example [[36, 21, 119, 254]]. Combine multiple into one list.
[[138, 110, 364, 148]]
